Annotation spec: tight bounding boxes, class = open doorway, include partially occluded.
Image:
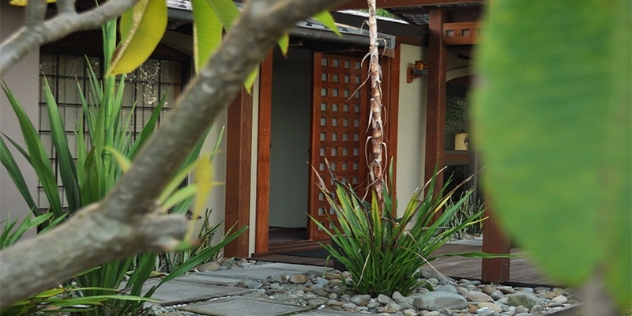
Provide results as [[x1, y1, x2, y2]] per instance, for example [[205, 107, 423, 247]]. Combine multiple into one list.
[[254, 43, 398, 258], [268, 47, 312, 244]]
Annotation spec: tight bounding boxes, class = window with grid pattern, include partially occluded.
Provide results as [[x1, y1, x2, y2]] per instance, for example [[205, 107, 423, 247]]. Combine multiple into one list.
[[37, 52, 186, 209]]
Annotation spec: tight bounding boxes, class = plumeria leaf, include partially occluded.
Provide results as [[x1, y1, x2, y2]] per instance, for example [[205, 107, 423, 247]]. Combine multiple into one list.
[[206, 0, 239, 29], [472, 0, 631, 308], [314, 11, 341, 36], [183, 154, 214, 242], [9, 0, 55, 5], [244, 67, 258, 94], [191, 0, 222, 72], [277, 33, 289, 56], [108, 0, 167, 76]]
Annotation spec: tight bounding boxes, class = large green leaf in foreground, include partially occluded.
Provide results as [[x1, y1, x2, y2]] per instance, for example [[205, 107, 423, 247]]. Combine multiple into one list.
[[472, 0, 630, 309]]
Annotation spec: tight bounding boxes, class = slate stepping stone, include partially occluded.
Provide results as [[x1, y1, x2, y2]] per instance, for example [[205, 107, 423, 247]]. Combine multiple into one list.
[[144, 280, 251, 306], [179, 296, 312, 316]]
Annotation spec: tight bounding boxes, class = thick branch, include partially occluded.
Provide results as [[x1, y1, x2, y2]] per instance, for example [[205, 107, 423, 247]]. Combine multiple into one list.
[[0, 0, 347, 307], [0, 205, 187, 308], [0, 0, 140, 77]]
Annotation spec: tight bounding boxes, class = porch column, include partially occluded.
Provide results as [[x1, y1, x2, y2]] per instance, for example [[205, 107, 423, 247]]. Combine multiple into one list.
[[424, 8, 447, 190], [255, 52, 273, 253], [481, 201, 511, 282], [224, 88, 253, 258]]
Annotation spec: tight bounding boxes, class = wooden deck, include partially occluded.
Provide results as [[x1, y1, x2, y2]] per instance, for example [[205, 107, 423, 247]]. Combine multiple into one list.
[[250, 239, 554, 287]]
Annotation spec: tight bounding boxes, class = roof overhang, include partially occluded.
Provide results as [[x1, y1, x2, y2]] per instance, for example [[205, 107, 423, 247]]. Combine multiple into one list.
[[166, 2, 397, 53]]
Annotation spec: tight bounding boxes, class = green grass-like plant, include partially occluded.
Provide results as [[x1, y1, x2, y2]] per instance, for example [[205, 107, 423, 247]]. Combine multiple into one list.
[[446, 193, 484, 240], [311, 165, 487, 296], [0, 214, 153, 315]]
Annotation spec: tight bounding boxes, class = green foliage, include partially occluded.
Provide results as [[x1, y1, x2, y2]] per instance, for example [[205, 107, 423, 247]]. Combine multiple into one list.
[[0, 214, 148, 315], [109, 0, 167, 75], [472, 0, 631, 310], [311, 166, 488, 296], [446, 194, 484, 239], [159, 209, 222, 272], [0, 286, 154, 316], [444, 97, 468, 150], [0, 18, 246, 315], [0, 213, 62, 250]]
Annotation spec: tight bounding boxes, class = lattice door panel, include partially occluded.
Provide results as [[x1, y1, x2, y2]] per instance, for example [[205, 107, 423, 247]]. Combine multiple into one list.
[[308, 52, 368, 241]]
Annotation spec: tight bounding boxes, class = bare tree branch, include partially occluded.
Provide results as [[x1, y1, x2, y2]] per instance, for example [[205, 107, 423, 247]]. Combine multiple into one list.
[[0, 0, 140, 77], [24, 0, 48, 26], [0, 0, 347, 307], [57, 0, 78, 15]]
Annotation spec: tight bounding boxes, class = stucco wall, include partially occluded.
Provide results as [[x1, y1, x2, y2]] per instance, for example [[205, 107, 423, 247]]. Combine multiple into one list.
[[394, 44, 427, 217], [0, 2, 41, 229]]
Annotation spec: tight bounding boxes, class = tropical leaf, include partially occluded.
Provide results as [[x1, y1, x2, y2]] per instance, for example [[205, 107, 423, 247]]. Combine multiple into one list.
[[9, 0, 55, 5], [206, 0, 239, 29], [244, 67, 258, 94], [314, 11, 341, 36], [108, 0, 168, 76], [277, 33, 290, 56], [191, 0, 223, 72], [185, 154, 214, 242], [472, 0, 631, 308]]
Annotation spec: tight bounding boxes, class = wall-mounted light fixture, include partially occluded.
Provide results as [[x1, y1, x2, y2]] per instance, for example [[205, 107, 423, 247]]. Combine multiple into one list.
[[406, 60, 427, 83]]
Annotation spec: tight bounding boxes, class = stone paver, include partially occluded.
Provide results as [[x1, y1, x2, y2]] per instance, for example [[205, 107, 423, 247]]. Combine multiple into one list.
[[199, 262, 329, 280], [179, 296, 312, 316], [296, 309, 359, 316], [174, 274, 244, 286], [144, 280, 251, 306]]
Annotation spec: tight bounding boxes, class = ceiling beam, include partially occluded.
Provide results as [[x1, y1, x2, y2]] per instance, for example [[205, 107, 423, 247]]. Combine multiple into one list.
[[335, 0, 484, 10]]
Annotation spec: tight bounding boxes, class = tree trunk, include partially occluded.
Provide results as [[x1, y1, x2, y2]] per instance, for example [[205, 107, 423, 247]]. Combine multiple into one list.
[[367, 0, 386, 206]]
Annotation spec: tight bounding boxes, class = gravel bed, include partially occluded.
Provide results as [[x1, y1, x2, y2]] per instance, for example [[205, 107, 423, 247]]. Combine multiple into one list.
[[151, 259, 581, 316]]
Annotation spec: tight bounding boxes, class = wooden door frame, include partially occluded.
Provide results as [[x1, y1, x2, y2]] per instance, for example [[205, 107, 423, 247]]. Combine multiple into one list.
[[253, 47, 400, 254], [224, 87, 254, 258], [255, 52, 273, 254]]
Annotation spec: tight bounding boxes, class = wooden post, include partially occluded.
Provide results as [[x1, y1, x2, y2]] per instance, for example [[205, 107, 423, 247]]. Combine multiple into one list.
[[481, 201, 511, 282], [424, 9, 447, 189], [255, 52, 273, 254], [224, 88, 253, 258]]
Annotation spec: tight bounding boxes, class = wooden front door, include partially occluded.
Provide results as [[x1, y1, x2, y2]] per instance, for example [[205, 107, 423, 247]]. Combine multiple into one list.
[[308, 52, 368, 241]]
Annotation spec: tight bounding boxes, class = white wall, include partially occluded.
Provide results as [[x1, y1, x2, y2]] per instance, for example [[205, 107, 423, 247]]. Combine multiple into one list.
[[394, 44, 426, 217], [199, 74, 261, 255], [0, 2, 41, 230], [199, 109, 229, 248]]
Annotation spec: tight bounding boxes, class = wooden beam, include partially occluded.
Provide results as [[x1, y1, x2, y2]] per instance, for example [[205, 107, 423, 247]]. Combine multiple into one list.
[[335, 0, 484, 10], [424, 9, 447, 189], [224, 87, 253, 258], [481, 202, 511, 282], [255, 52, 273, 254], [443, 22, 481, 45]]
